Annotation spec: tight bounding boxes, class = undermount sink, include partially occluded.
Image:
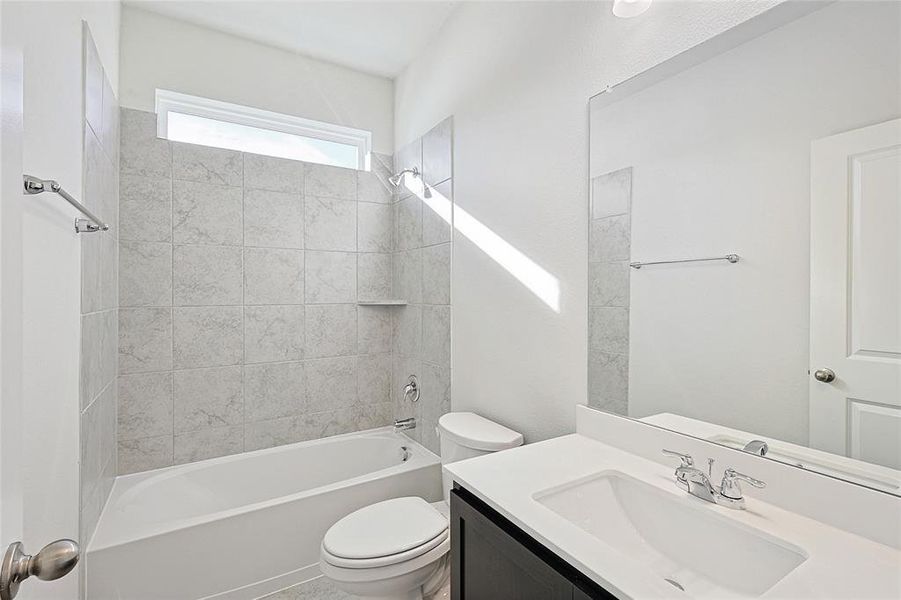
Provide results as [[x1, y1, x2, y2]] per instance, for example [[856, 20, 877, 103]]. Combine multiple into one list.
[[534, 471, 808, 598]]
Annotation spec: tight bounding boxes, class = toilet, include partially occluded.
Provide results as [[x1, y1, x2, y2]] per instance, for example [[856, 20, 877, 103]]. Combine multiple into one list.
[[319, 412, 523, 600]]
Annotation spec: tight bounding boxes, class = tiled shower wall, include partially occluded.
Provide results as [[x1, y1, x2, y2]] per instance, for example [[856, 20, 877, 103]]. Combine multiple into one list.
[[391, 118, 453, 453], [588, 167, 631, 415], [116, 108, 397, 473], [80, 26, 119, 543]]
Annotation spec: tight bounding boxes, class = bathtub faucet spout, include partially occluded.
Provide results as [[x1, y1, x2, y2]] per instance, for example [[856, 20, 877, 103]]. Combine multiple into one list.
[[393, 418, 416, 433]]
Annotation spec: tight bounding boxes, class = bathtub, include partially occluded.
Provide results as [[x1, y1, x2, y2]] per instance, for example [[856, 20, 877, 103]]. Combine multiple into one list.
[[86, 427, 441, 599]]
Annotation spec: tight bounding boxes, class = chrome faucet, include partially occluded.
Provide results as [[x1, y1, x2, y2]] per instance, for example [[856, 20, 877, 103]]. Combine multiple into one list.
[[742, 439, 769, 456], [393, 418, 416, 433], [662, 450, 766, 509]]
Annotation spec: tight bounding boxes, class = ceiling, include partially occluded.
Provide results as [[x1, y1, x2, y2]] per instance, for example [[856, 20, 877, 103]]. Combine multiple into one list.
[[125, 1, 458, 78]]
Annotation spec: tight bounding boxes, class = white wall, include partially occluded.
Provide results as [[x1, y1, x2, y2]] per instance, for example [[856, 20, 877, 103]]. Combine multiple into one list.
[[394, 0, 779, 443], [15, 1, 119, 596], [591, 1, 900, 445], [120, 6, 395, 155]]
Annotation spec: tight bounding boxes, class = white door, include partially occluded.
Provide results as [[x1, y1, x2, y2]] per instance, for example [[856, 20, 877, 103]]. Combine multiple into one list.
[[2, 4, 81, 599], [809, 118, 901, 470], [1, 0, 27, 560]]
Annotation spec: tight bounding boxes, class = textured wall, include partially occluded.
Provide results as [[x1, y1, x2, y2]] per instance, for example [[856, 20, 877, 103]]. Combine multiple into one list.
[[391, 118, 454, 453], [79, 24, 119, 547], [587, 168, 631, 415], [116, 108, 397, 473]]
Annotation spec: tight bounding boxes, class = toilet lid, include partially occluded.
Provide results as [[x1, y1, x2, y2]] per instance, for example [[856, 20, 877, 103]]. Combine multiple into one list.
[[323, 497, 448, 561]]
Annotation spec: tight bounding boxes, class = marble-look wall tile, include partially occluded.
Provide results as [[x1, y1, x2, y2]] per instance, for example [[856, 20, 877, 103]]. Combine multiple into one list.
[[120, 108, 170, 179], [84, 33, 103, 137], [244, 153, 303, 192], [357, 253, 393, 301], [305, 357, 356, 413], [244, 189, 304, 249], [173, 366, 243, 432], [589, 261, 630, 308], [305, 196, 356, 251], [589, 307, 629, 355], [100, 228, 119, 311], [589, 214, 631, 262], [591, 167, 631, 220], [395, 196, 422, 251], [588, 350, 628, 414], [245, 305, 305, 363], [393, 249, 422, 304], [421, 305, 451, 365], [172, 142, 243, 187], [174, 425, 243, 464], [422, 118, 453, 186], [422, 243, 451, 305], [119, 174, 172, 242], [119, 241, 172, 307], [305, 251, 356, 303], [244, 361, 305, 421], [245, 248, 305, 304], [117, 372, 173, 441], [357, 157, 393, 205], [117, 112, 450, 472], [173, 181, 243, 245], [173, 245, 243, 306], [305, 164, 356, 200], [356, 354, 391, 405], [358, 306, 392, 354], [82, 33, 120, 543], [118, 435, 173, 475], [173, 306, 243, 368], [305, 304, 356, 358], [357, 202, 393, 253], [422, 180, 453, 246], [393, 305, 422, 357], [81, 233, 102, 314], [119, 308, 172, 374], [420, 362, 451, 453], [100, 75, 119, 167]]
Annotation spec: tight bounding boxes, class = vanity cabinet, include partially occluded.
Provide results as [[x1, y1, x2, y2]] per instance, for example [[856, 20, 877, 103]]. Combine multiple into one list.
[[450, 487, 614, 600]]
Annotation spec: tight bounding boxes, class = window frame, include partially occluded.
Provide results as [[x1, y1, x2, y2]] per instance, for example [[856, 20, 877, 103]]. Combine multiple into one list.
[[155, 89, 372, 170]]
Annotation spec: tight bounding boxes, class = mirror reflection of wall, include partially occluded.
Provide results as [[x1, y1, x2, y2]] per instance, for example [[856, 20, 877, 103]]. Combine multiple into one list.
[[588, 1, 900, 495]]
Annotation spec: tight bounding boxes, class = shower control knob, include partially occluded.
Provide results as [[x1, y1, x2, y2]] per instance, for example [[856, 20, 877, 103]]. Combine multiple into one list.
[[813, 368, 836, 383]]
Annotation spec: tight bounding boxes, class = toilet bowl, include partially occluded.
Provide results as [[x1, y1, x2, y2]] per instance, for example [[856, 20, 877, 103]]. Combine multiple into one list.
[[319, 413, 523, 600]]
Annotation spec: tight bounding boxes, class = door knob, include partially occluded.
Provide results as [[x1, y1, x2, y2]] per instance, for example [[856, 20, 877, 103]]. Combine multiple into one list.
[[813, 368, 836, 383], [0, 539, 79, 600]]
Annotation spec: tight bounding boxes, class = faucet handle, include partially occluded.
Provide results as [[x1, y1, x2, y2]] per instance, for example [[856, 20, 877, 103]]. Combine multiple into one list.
[[720, 468, 766, 500], [662, 449, 694, 467]]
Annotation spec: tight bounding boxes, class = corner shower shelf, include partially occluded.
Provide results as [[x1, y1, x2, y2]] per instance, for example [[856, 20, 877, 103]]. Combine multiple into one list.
[[357, 300, 408, 306]]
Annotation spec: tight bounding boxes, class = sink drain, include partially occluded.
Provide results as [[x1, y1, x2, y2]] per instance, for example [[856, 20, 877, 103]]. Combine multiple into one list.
[[664, 578, 685, 592]]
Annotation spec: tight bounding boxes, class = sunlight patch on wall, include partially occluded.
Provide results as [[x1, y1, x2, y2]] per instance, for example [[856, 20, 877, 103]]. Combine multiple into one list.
[[407, 179, 561, 312]]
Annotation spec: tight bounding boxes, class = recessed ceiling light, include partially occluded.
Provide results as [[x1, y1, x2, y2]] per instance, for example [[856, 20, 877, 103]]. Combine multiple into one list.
[[612, 0, 652, 19]]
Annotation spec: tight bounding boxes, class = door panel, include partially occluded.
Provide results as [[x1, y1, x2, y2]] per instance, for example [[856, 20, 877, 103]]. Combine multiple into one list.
[[810, 118, 901, 467]]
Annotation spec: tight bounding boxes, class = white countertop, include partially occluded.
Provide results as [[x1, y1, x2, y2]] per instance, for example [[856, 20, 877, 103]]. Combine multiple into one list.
[[445, 434, 901, 599]]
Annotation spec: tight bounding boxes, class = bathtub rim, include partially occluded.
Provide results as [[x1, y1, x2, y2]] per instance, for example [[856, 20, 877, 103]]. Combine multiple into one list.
[[90, 427, 438, 552]]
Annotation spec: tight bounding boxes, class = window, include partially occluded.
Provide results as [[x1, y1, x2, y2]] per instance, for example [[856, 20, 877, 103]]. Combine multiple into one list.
[[155, 90, 371, 170]]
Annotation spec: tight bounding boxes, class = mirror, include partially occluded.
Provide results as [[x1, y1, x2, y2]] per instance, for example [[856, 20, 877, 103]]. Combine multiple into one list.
[[588, 1, 900, 495]]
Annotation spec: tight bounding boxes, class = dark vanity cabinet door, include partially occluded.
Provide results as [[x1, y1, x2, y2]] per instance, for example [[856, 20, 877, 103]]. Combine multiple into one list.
[[450, 487, 614, 600]]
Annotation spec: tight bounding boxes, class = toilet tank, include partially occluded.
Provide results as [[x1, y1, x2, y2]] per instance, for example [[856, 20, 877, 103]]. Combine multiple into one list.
[[437, 412, 523, 502]]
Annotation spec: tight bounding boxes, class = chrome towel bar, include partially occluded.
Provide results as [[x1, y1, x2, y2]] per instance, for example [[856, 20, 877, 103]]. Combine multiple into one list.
[[23, 175, 109, 233], [630, 254, 739, 269]]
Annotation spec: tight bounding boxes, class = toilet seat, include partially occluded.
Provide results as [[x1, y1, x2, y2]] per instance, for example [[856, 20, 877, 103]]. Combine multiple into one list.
[[321, 497, 450, 572], [322, 529, 449, 569]]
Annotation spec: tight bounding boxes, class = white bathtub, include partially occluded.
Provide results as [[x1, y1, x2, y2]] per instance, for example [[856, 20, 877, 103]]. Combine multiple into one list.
[[86, 428, 441, 599]]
